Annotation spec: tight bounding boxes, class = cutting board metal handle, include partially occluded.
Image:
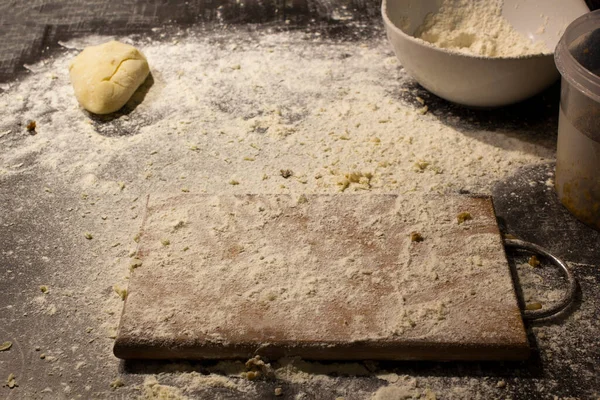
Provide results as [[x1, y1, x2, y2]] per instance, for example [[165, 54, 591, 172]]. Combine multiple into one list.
[[505, 239, 577, 320]]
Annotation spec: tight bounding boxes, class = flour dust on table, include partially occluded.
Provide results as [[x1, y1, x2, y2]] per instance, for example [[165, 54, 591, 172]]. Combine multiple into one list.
[[0, 27, 556, 399]]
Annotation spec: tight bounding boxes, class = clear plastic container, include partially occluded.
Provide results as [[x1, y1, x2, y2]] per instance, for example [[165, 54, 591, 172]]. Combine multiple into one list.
[[554, 10, 600, 230]]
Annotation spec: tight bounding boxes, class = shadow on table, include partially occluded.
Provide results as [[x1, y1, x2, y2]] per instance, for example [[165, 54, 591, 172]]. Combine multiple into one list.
[[390, 79, 561, 157], [119, 351, 549, 400], [507, 252, 582, 326], [122, 358, 544, 389], [85, 72, 155, 137], [493, 162, 600, 265]]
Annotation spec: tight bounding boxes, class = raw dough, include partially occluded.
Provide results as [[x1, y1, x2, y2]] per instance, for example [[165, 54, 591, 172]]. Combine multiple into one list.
[[69, 41, 150, 114]]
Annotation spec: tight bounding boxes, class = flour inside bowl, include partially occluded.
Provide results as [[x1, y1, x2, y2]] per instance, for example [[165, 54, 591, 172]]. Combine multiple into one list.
[[414, 0, 549, 57]]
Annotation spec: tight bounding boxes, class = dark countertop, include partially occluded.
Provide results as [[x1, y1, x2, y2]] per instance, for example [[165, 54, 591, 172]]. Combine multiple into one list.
[[1, 1, 599, 399]]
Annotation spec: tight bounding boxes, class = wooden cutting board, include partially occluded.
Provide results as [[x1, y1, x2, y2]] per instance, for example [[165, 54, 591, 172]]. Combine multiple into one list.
[[114, 194, 529, 361]]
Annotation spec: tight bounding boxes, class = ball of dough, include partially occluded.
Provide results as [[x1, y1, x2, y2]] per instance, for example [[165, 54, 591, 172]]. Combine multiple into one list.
[[69, 41, 150, 115]]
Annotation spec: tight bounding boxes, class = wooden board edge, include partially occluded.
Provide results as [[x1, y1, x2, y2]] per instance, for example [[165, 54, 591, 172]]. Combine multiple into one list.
[[113, 337, 530, 362]]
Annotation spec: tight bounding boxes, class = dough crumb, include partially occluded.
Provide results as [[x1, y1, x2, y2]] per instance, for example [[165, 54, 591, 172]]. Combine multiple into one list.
[[130, 259, 143, 272], [528, 255, 541, 267], [410, 232, 424, 242], [414, 161, 430, 172], [526, 302, 542, 310], [26, 120, 37, 132], [6, 373, 17, 389], [280, 169, 294, 179], [113, 285, 128, 301], [297, 194, 309, 204], [457, 212, 472, 224], [242, 356, 275, 380], [339, 171, 373, 191], [110, 377, 125, 389]]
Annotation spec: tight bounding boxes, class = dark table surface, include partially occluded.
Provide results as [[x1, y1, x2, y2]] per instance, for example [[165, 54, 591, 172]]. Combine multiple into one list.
[[1, 1, 599, 399]]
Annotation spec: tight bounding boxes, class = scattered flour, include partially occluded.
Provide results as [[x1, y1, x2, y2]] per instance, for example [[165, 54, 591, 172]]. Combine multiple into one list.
[[139, 376, 188, 400], [275, 357, 371, 383], [0, 31, 552, 204], [0, 26, 560, 398], [173, 372, 248, 392], [371, 385, 415, 400], [414, 0, 549, 57]]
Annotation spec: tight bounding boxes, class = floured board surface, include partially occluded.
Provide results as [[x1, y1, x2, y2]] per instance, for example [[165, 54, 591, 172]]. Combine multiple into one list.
[[114, 194, 528, 361]]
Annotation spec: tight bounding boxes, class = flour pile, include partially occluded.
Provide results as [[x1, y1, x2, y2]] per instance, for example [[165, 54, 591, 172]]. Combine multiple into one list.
[[414, 0, 549, 57]]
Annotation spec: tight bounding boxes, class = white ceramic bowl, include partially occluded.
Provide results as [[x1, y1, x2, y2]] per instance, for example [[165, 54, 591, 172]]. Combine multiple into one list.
[[382, 0, 589, 107]]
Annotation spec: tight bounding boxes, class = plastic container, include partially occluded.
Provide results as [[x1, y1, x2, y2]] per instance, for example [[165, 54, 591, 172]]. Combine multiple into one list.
[[554, 10, 600, 230]]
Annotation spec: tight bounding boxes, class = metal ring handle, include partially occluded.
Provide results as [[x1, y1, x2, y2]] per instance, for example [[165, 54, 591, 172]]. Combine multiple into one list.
[[504, 239, 577, 320]]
